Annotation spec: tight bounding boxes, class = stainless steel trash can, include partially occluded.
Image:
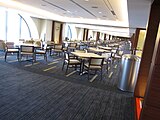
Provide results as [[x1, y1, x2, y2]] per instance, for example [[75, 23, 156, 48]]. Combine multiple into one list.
[[117, 54, 141, 92]]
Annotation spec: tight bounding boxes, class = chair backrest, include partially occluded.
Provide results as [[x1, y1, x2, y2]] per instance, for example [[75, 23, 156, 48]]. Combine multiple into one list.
[[20, 45, 34, 53], [6, 42, 15, 49], [0, 40, 6, 51], [89, 57, 104, 66], [54, 44, 63, 50], [70, 43, 77, 47], [46, 41, 54, 45], [65, 52, 69, 60], [34, 40, 42, 48]]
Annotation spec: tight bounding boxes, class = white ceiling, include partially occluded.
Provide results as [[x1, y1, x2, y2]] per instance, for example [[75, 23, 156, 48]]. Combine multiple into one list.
[[13, 0, 125, 20], [0, 0, 153, 37]]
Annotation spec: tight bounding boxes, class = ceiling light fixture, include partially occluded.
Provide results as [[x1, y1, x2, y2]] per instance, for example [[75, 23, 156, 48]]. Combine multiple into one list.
[[111, 10, 116, 15], [70, 0, 96, 17], [42, 0, 67, 12], [102, 0, 118, 19], [91, 6, 98, 9], [41, 4, 46, 6]]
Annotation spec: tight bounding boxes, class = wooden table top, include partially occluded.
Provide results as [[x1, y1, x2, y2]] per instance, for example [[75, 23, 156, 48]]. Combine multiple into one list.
[[71, 52, 104, 58]]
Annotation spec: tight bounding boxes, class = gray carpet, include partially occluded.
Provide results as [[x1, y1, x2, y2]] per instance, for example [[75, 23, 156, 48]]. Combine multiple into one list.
[[0, 51, 134, 120]]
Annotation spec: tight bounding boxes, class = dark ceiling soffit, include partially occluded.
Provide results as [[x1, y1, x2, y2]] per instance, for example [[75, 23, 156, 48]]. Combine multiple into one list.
[[69, 0, 97, 18], [42, 0, 67, 12]]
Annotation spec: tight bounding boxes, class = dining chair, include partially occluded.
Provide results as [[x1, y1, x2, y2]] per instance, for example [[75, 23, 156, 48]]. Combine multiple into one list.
[[19, 45, 35, 63], [0, 40, 6, 51], [101, 52, 112, 73], [5, 42, 19, 61], [35, 44, 47, 62], [45, 41, 54, 55], [62, 52, 81, 74], [51, 44, 63, 56], [83, 57, 104, 80], [67, 43, 77, 52], [112, 50, 124, 63]]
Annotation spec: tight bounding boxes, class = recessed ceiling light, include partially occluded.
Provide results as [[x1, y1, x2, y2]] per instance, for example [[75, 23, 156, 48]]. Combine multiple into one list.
[[99, 12, 102, 14], [85, 0, 89, 1], [67, 10, 71, 13], [92, 6, 98, 9], [41, 4, 46, 6]]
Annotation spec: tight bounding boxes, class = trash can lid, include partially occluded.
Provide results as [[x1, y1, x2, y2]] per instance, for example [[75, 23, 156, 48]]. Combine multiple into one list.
[[122, 54, 140, 61]]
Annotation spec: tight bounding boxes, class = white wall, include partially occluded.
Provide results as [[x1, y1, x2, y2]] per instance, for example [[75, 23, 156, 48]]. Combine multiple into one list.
[[32, 18, 52, 42], [93, 31, 97, 40], [31, 17, 41, 38], [45, 20, 52, 41], [78, 28, 84, 40]]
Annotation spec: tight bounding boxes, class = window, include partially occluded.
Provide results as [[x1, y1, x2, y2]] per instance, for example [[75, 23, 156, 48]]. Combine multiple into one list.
[[0, 7, 6, 40], [0, 7, 39, 43]]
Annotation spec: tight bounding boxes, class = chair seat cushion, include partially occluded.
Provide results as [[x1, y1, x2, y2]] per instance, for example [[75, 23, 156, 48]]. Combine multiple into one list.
[[65, 59, 80, 64], [114, 55, 121, 59], [36, 50, 46, 54], [53, 49, 62, 52], [84, 63, 101, 69], [7, 48, 19, 52], [21, 52, 34, 55]]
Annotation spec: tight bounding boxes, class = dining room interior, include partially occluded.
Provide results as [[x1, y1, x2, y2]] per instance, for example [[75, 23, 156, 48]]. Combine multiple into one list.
[[0, 0, 160, 120]]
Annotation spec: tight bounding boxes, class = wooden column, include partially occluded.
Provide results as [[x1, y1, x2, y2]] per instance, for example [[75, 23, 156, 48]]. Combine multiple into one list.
[[86, 29, 89, 40], [59, 23, 63, 44], [51, 21, 55, 42], [140, 24, 160, 120], [134, 0, 160, 98], [134, 28, 141, 49], [130, 33, 135, 50], [109, 35, 112, 40], [83, 28, 87, 41], [104, 34, 107, 40], [96, 32, 100, 41]]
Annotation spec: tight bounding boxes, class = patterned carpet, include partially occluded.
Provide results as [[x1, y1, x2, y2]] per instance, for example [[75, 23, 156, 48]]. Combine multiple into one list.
[[0, 51, 134, 120]]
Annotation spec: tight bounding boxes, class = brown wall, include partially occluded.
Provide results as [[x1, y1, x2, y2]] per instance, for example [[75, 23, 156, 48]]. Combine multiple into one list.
[[134, 1, 160, 98], [140, 23, 160, 120]]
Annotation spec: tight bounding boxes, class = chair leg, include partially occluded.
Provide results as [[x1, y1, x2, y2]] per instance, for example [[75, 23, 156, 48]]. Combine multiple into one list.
[[19, 54, 22, 62], [5, 52, 7, 61], [79, 64, 82, 75], [17, 52, 19, 61], [106, 61, 109, 74], [65, 64, 69, 74], [62, 61, 65, 70], [75, 65, 77, 70], [101, 68, 103, 80], [50, 48, 52, 56], [45, 54, 47, 62], [34, 54, 36, 63], [88, 68, 90, 80]]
